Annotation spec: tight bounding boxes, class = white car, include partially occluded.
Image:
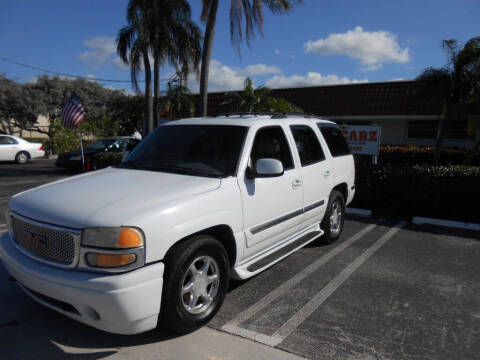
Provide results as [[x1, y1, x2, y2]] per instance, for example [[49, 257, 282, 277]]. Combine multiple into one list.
[[0, 135, 45, 163], [0, 114, 355, 335]]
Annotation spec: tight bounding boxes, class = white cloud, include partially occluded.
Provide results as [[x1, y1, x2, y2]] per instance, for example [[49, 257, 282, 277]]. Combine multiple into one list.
[[304, 26, 410, 71], [265, 72, 367, 88], [244, 64, 281, 76], [78, 37, 117, 68], [274, 49, 281, 55], [112, 56, 129, 69]]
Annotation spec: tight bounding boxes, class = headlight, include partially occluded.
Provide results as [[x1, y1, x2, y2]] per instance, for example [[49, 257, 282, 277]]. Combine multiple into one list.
[[69, 155, 82, 161], [82, 227, 144, 249], [80, 227, 145, 272], [4, 208, 13, 239]]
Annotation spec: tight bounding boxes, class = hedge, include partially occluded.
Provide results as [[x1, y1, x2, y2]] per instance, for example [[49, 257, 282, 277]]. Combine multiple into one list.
[[351, 163, 480, 222], [355, 145, 480, 166]]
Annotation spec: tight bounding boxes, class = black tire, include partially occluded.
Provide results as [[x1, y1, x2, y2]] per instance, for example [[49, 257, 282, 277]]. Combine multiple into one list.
[[160, 235, 230, 334], [320, 190, 345, 244], [15, 151, 30, 164]]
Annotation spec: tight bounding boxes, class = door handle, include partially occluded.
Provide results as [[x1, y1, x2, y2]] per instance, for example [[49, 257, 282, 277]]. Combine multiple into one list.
[[324, 170, 331, 177], [292, 179, 302, 188]]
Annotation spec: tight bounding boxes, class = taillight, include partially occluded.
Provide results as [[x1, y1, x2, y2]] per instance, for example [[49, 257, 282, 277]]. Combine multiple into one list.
[[39, 145, 43, 150]]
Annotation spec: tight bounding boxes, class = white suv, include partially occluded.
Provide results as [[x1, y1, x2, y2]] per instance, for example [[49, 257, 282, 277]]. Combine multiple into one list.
[[1, 114, 355, 334]]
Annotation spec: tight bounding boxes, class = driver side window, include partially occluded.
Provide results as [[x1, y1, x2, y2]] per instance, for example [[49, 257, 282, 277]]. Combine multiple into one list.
[[250, 126, 293, 170]]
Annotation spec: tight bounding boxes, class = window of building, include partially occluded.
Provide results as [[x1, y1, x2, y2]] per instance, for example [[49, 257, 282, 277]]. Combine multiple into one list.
[[407, 121, 438, 139], [317, 124, 351, 157], [290, 125, 325, 166], [251, 126, 294, 169]]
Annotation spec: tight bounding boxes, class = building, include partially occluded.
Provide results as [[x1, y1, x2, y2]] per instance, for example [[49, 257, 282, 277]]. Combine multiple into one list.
[[203, 80, 478, 148]]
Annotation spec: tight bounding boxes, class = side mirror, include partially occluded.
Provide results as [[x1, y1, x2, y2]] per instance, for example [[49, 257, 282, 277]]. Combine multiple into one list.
[[246, 158, 284, 179]]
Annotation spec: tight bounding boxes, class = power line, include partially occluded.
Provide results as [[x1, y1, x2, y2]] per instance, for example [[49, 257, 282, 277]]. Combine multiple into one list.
[[0, 56, 170, 83]]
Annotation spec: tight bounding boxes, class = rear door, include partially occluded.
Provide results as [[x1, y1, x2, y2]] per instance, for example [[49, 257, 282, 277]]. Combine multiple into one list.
[[288, 124, 334, 228], [0, 136, 19, 161], [238, 125, 304, 251]]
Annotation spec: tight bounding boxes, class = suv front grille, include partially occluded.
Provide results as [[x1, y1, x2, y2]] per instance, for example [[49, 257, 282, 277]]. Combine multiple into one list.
[[11, 215, 79, 266]]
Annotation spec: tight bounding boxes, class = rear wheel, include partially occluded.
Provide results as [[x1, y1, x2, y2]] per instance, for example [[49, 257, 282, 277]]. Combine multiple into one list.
[[15, 151, 30, 164], [160, 235, 229, 334], [320, 190, 345, 244]]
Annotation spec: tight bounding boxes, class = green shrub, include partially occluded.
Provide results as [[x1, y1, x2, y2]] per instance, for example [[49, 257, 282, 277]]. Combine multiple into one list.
[[93, 152, 124, 169], [351, 163, 480, 222], [356, 145, 480, 166]]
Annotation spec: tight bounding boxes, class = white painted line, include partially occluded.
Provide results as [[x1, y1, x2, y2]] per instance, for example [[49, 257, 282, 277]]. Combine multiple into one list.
[[346, 207, 372, 217], [0, 177, 65, 187], [413, 217, 480, 232], [222, 223, 377, 336], [0, 223, 6, 227], [267, 221, 406, 346]]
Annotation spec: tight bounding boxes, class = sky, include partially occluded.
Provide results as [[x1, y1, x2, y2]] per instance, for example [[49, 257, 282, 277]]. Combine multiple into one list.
[[0, 0, 479, 94]]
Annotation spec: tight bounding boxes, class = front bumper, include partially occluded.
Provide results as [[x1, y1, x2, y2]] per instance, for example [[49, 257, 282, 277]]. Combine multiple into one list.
[[0, 232, 164, 334]]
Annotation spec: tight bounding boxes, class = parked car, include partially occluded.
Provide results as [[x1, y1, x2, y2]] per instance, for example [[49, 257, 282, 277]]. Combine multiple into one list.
[[55, 137, 140, 171], [0, 135, 45, 164], [0, 114, 355, 335]]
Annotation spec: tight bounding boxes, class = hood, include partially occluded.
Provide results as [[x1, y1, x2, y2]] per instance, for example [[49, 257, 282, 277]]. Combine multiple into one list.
[[9, 167, 221, 229]]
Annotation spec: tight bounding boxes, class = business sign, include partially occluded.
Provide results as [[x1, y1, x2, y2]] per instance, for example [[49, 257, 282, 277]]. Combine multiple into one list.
[[340, 125, 382, 155]]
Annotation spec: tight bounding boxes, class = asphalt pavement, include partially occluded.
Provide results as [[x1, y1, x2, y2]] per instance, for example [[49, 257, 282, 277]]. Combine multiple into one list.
[[1, 159, 479, 360]]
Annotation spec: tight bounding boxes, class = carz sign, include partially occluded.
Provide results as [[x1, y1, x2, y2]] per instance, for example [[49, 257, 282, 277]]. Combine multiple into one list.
[[340, 125, 382, 155]]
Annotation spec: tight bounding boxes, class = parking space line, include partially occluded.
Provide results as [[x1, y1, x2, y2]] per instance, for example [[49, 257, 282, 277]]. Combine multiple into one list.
[[222, 223, 377, 335], [268, 221, 406, 346], [0, 177, 65, 187]]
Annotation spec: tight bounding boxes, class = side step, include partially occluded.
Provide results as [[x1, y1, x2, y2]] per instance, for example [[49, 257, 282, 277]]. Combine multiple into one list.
[[235, 228, 323, 279]]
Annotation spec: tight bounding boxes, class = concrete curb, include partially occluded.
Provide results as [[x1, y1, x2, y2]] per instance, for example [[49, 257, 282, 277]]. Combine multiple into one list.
[[346, 208, 372, 217], [412, 217, 480, 232]]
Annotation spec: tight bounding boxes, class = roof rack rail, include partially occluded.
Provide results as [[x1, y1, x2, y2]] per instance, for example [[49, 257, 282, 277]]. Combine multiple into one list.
[[214, 112, 326, 120]]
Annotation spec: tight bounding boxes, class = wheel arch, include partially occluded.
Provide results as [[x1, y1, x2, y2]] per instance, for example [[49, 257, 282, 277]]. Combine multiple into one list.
[[332, 182, 348, 202], [164, 224, 237, 268]]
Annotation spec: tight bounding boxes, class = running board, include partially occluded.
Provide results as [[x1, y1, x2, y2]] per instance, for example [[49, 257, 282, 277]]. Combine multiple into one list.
[[234, 226, 324, 279]]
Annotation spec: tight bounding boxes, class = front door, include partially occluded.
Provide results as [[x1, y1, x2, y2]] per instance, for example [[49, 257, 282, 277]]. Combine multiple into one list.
[[0, 136, 19, 161], [238, 126, 304, 251]]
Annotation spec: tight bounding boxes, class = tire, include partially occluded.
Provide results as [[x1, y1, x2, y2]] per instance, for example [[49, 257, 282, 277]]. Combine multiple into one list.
[[320, 190, 345, 244], [160, 235, 230, 334], [15, 151, 30, 164]]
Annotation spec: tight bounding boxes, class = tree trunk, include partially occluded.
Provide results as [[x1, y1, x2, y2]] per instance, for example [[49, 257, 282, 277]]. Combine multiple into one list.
[[433, 102, 451, 165], [143, 50, 153, 135], [199, 0, 219, 116], [153, 54, 160, 128]]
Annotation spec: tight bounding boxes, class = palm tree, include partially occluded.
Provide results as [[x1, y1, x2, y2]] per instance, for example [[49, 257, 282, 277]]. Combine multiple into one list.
[[164, 72, 196, 120], [416, 37, 480, 164], [199, 0, 302, 116], [149, 0, 201, 127], [221, 77, 303, 113], [117, 0, 153, 136]]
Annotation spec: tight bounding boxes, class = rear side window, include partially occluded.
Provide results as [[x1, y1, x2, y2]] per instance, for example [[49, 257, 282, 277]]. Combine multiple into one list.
[[290, 125, 325, 166], [251, 126, 294, 169], [317, 124, 351, 157], [0, 136, 17, 144]]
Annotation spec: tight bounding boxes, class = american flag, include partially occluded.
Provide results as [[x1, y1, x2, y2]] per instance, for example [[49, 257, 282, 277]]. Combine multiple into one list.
[[61, 92, 86, 129]]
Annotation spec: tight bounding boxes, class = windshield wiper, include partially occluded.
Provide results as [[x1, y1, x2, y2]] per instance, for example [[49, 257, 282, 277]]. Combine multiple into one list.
[[116, 161, 145, 170]]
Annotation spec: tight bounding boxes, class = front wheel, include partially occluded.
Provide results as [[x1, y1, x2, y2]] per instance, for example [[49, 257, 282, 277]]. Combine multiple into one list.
[[321, 190, 345, 244], [160, 235, 229, 334]]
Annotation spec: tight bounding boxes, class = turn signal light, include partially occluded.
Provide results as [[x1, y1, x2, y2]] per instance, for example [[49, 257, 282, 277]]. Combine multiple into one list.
[[118, 228, 143, 248], [86, 253, 136, 268]]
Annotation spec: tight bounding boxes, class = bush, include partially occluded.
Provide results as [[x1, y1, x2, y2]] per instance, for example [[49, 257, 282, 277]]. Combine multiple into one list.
[[93, 152, 124, 169], [351, 163, 480, 222], [356, 145, 480, 166]]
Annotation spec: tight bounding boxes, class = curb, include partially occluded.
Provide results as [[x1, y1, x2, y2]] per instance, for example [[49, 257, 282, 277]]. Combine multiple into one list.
[[346, 208, 372, 217], [412, 217, 480, 232]]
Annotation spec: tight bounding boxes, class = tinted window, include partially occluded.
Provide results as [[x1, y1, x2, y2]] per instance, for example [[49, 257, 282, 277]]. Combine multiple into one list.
[[251, 126, 293, 170], [87, 138, 116, 150], [123, 125, 247, 177], [318, 124, 351, 157], [290, 125, 325, 166], [0, 136, 17, 145]]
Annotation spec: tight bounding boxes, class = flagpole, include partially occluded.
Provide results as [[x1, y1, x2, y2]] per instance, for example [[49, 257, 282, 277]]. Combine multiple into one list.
[[78, 130, 85, 172]]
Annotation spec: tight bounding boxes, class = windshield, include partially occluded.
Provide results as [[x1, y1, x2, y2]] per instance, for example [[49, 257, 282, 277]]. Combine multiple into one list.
[[87, 138, 116, 150], [117, 125, 248, 177]]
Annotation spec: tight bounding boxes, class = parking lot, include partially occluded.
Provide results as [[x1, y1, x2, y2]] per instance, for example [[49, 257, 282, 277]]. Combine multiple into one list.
[[1, 160, 480, 360]]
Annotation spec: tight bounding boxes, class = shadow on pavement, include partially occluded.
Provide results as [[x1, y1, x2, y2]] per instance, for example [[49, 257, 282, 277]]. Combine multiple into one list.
[[0, 159, 70, 178]]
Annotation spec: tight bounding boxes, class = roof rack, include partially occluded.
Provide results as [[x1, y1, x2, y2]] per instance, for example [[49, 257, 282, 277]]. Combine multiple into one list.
[[214, 112, 326, 120]]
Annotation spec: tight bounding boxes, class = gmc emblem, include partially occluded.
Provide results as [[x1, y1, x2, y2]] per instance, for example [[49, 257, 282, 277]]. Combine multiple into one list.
[[23, 230, 48, 249]]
